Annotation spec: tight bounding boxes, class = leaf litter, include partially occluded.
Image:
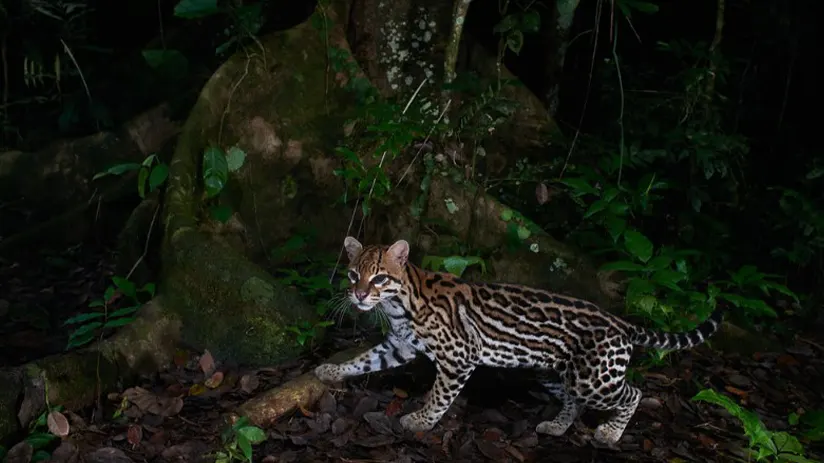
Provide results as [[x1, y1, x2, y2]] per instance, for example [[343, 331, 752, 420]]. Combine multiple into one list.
[[3, 245, 824, 462]]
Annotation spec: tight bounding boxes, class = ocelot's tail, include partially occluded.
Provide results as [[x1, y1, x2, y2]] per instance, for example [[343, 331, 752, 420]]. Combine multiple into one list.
[[628, 309, 723, 350]]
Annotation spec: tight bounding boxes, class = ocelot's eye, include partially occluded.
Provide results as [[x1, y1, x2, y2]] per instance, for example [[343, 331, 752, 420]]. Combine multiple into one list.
[[347, 270, 359, 283], [371, 274, 389, 286]]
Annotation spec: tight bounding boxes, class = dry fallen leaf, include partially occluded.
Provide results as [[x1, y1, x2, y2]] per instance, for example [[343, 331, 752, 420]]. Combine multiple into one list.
[[239, 374, 260, 393], [535, 183, 550, 205], [127, 425, 143, 447], [725, 385, 749, 398], [384, 398, 403, 417], [204, 371, 224, 389], [298, 404, 315, 418], [47, 410, 70, 438], [392, 387, 408, 399], [199, 350, 216, 376], [188, 384, 207, 396], [122, 387, 185, 417]]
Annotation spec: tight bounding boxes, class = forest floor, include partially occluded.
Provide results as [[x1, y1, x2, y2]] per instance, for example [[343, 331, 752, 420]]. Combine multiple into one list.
[[1, 243, 824, 462]]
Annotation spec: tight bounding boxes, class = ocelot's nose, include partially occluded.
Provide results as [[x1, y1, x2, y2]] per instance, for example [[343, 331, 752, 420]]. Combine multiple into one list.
[[354, 289, 369, 301]]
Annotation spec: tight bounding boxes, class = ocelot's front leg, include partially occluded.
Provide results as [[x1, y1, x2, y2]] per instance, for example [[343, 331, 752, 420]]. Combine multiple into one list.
[[314, 333, 418, 383], [398, 362, 476, 433]]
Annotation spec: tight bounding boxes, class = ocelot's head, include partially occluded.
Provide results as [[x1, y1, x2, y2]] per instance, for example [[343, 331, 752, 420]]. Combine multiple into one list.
[[342, 236, 409, 311]]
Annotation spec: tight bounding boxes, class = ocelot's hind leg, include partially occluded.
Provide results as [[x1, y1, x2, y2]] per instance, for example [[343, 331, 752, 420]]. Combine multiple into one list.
[[589, 381, 642, 445], [535, 380, 582, 437]]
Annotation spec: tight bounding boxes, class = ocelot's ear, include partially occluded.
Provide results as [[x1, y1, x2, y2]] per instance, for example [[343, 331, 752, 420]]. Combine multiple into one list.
[[343, 236, 363, 262], [387, 239, 410, 266]]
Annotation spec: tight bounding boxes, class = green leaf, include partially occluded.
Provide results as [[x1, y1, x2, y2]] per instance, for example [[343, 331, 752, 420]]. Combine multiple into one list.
[[93, 163, 142, 180], [63, 312, 105, 326], [443, 256, 469, 277], [137, 166, 149, 198], [66, 330, 97, 349], [236, 433, 253, 461], [31, 450, 51, 462], [103, 317, 136, 329], [718, 293, 777, 317], [583, 199, 609, 218], [108, 306, 140, 318], [520, 10, 541, 33], [602, 187, 620, 203], [140, 282, 156, 296], [604, 215, 626, 243], [237, 425, 267, 444], [647, 255, 673, 270], [203, 146, 229, 198], [493, 14, 519, 33], [600, 261, 644, 272], [500, 209, 513, 221], [141, 49, 188, 74], [211, 204, 233, 223], [25, 432, 57, 450], [112, 276, 137, 299], [692, 389, 775, 452], [623, 230, 654, 263], [68, 321, 103, 340], [173, 0, 219, 18], [772, 431, 804, 455], [561, 177, 599, 196], [516, 225, 531, 241], [506, 30, 525, 54], [651, 270, 685, 291], [226, 146, 247, 172], [149, 164, 169, 192]]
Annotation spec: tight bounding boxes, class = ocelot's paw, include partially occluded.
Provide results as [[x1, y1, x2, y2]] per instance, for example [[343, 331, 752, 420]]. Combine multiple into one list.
[[399, 412, 435, 433], [593, 423, 623, 446], [536, 419, 572, 437], [314, 364, 343, 383]]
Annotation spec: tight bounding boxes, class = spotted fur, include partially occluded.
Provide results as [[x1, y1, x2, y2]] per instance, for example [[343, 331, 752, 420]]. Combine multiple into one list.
[[314, 237, 723, 445]]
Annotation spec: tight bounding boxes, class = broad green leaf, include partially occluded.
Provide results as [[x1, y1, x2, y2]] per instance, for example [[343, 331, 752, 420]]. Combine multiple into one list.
[[108, 306, 140, 318], [103, 317, 136, 329], [237, 425, 267, 444], [493, 14, 519, 33], [25, 432, 57, 450], [693, 389, 775, 452], [173, 0, 219, 18], [138, 167, 149, 198], [604, 215, 627, 243], [602, 187, 620, 203], [520, 10, 541, 33], [112, 276, 137, 299], [516, 225, 531, 240], [68, 321, 102, 340], [600, 261, 644, 272], [226, 146, 247, 172], [500, 209, 513, 221], [67, 331, 96, 349], [92, 163, 141, 180], [718, 293, 777, 317], [583, 199, 609, 218], [623, 230, 654, 263], [140, 282, 156, 296], [32, 450, 51, 462], [149, 164, 169, 192], [561, 177, 599, 196], [647, 255, 673, 270], [772, 431, 804, 455], [210, 204, 233, 223], [63, 312, 105, 326], [443, 256, 469, 277], [651, 270, 684, 291], [203, 146, 229, 198], [236, 433, 253, 461], [142, 49, 188, 72], [506, 30, 524, 54]]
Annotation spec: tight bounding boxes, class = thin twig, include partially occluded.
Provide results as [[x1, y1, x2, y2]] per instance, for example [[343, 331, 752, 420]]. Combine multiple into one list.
[[125, 204, 160, 281]]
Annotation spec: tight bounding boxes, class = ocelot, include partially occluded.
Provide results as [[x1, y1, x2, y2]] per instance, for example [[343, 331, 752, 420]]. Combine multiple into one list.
[[314, 237, 723, 445]]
